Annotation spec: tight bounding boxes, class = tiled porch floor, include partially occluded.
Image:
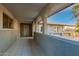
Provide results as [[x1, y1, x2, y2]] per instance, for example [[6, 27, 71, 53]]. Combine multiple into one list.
[[3, 39, 45, 56]]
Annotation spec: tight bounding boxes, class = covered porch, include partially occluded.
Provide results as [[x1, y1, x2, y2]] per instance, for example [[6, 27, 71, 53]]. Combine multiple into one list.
[[0, 3, 79, 56]]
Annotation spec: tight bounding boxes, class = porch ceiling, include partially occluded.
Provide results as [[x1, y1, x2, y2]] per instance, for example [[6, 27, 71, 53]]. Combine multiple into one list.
[[2, 3, 73, 23], [2, 3, 47, 23]]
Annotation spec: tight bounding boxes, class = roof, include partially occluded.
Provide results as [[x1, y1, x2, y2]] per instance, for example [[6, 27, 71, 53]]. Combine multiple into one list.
[[47, 22, 75, 26]]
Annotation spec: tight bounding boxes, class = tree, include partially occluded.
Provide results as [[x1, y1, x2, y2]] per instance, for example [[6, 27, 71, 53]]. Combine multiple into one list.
[[72, 4, 79, 33]]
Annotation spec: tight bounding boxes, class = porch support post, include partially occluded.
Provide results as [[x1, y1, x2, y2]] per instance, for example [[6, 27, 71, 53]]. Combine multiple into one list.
[[42, 16, 47, 34], [35, 21, 38, 32]]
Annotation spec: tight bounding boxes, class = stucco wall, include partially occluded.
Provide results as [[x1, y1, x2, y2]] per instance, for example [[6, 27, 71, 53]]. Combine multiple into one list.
[[0, 30, 18, 55], [34, 33, 79, 56], [0, 4, 20, 55]]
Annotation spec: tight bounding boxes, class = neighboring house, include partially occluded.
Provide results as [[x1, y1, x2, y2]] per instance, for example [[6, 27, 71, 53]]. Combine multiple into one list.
[[38, 22, 76, 37], [47, 23, 76, 37]]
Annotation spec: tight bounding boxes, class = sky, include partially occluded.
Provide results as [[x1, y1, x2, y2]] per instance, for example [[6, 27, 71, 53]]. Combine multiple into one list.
[[48, 6, 77, 25]]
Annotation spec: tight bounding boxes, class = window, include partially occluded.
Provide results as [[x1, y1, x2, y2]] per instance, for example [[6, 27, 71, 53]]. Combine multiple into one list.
[[3, 13, 13, 29]]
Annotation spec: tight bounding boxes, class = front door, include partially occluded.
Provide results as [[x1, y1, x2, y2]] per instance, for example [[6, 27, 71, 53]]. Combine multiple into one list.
[[20, 23, 32, 37]]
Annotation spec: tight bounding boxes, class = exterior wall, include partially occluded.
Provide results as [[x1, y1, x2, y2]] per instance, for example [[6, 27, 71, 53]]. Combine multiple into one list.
[[0, 4, 20, 55], [13, 19, 20, 39], [34, 32, 79, 56], [0, 30, 18, 55], [0, 5, 3, 29]]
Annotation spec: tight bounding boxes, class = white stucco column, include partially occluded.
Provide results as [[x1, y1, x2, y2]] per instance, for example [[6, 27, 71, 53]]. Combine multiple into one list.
[[42, 16, 47, 34], [62, 26, 64, 36], [56, 26, 58, 33], [35, 21, 37, 32]]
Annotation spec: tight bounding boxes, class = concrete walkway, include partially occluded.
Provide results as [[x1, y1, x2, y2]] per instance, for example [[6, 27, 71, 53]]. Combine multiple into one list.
[[3, 39, 45, 56]]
